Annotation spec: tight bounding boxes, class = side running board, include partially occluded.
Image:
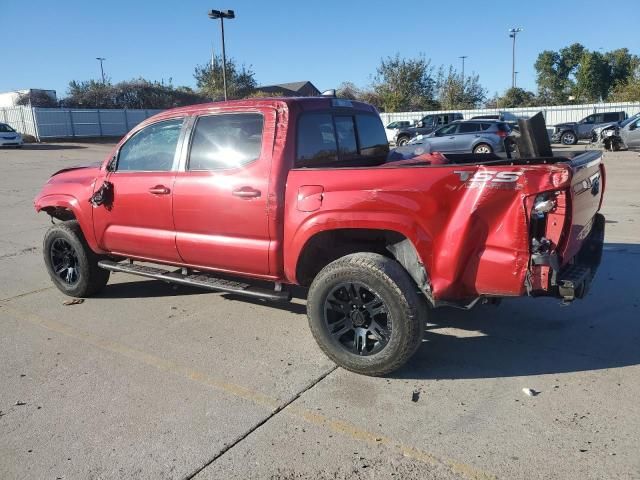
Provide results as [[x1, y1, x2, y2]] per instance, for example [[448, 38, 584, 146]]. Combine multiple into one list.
[[98, 260, 291, 302]]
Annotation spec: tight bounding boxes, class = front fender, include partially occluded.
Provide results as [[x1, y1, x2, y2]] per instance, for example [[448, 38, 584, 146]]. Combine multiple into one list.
[[35, 194, 104, 254]]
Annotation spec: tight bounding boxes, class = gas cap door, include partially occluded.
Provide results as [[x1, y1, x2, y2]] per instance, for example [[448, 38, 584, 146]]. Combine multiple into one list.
[[296, 185, 324, 212]]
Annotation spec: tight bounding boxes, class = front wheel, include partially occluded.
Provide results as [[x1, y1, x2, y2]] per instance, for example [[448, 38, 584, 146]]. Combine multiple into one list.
[[307, 253, 425, 376], [560, 131, 578, 145], [43, 220, 110, 297], [396, 136, 410, 146]]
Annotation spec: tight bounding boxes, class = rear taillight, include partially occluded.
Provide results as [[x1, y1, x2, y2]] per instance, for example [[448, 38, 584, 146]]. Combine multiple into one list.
[[496, 129, 508, 138]]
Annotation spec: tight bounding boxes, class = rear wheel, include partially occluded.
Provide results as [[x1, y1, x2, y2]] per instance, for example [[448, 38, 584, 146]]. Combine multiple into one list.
[[560, 131, 578, 145], [307, 253, 425, 376], [473, 143, 493, 154], [43, 221, 110, 297]]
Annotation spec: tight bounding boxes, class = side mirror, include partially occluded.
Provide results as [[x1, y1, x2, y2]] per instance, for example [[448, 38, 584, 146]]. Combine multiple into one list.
[[629, 122, 637, 131], [106, 155, 117, 172], [417, 121, 424, 128]]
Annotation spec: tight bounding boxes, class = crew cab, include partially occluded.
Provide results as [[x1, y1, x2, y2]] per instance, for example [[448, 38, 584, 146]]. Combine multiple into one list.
[[34, 97, 606, 376]]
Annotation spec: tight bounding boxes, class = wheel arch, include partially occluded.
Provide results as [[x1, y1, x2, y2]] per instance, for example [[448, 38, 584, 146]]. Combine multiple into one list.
[[35, 194, 104, 254], [291, 226, 433, 303]]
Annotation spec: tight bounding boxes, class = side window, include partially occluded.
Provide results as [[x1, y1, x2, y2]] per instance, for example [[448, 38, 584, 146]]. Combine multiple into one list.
[[438, 124, 458, 135], [355, 114, 389, 158], [296, 113, 338, 166], [480, 123, 493, 131], [188, 113, 263, 170], [117, 118, 183, 171], [458, 123, 481, 133], [334, 116, 358, 159], [593, 114, 604, 123], [603, 113, 620, 122], [583, 114, 596, 124]]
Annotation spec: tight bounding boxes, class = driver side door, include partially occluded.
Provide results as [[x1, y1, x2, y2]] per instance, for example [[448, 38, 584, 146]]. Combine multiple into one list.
[[427, 124, 459, 152], [623, 118, 640, 150], [92, 117, 186, 262]]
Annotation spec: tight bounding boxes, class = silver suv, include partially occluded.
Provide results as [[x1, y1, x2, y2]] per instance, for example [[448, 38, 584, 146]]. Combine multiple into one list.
[[396, 120, 511, 155]]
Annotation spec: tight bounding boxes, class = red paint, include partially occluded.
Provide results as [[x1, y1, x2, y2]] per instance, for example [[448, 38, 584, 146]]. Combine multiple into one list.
[[34, 97, 605, 302]]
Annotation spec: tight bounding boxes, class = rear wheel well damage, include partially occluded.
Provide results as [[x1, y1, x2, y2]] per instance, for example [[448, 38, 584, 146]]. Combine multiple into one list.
[[295, 229, 433, 303], [42, 206, 76, 222]]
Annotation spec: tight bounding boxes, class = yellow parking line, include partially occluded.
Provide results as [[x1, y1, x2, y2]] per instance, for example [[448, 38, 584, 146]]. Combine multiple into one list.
[[1, 303, 495, 480]]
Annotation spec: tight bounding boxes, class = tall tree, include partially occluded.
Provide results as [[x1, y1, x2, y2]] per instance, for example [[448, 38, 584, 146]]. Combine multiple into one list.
[[371, 54, 438, 112], [574, 51, 610, 102], [493, 87, 538, 108], [435, 66, 486, 109], [609, 66, 640, 101], [604, 48, 640, 87], [194, 55, 256, 101]]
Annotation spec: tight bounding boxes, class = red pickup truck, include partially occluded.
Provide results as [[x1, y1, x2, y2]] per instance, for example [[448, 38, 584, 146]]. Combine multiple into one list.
[[34, 97, 605, 376]]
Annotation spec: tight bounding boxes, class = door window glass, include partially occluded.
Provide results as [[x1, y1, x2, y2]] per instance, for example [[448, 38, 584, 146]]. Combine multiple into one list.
[[188, 113, 263, 170], [117, 118, 183, 171], [458, 123, 481, 133]]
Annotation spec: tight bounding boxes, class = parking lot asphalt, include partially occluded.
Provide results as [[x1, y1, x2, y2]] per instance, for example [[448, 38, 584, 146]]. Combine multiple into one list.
[[1, 142, 639, 480]]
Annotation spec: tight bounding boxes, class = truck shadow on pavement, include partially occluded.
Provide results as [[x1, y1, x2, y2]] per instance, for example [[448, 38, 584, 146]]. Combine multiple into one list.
[[395, 243, 640, 380]]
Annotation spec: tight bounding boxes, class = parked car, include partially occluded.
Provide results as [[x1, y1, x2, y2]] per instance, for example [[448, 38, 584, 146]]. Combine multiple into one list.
[[385, 120, 412, 143], [591, 112, 640, 151], [33, 97, 605, 376], [393, 113, 463, 146], [395, 120, 512, 155], [0, 123, 23, 147], [552, 111, 627, 145]]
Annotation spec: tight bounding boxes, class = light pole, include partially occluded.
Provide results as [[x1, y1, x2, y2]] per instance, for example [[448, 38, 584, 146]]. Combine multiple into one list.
[[514, 71, 519, 88], [208, 9, 235, 101], [458, 55, 468, 83], [96, 57, 106, 84], [508, 28, 522, 89]]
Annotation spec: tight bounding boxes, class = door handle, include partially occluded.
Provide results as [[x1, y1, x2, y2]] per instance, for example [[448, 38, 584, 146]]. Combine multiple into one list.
[[232, 187, 261, 198], [148, 185, 170, 195]]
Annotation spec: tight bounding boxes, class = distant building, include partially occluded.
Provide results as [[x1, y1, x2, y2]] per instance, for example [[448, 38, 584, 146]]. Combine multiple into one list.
[[254, 81, 320, 97], [0, 89, 57, 107]]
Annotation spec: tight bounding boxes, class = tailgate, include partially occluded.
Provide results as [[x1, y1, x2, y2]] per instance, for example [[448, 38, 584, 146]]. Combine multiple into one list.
[[560, 151, 605, 263]]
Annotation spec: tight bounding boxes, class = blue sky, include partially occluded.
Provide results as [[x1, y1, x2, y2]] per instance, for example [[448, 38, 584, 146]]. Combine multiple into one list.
[[2, 0, 638, 100]]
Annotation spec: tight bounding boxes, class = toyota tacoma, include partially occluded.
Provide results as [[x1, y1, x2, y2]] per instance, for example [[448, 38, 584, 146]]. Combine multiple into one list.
[[34, 97, 606, 376]]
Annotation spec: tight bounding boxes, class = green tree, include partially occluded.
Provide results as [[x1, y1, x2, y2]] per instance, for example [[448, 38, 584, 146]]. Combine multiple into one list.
[[194, 55, 256, 101], [574, 51, 610, 102], [609, 67, 640, 101], [493, 87, 538, 108], [371, 53, 438, 112], [62, 78, 206, 108], [604, 48, 640, 87], [435, 66, 486, 109], [16, 90, 58, 107]]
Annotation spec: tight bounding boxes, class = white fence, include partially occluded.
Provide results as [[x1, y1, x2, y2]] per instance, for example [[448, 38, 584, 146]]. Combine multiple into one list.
[[379, 101, 640, 127], [0, 106, 163, 141]]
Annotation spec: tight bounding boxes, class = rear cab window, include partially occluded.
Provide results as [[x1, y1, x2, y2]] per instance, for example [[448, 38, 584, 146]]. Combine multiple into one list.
[[295, 111, 389, 168]]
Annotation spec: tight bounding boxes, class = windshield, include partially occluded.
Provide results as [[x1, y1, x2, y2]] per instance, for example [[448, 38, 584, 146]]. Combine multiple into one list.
[[0, 123, 16, 133], [620, 113, 640, 128]]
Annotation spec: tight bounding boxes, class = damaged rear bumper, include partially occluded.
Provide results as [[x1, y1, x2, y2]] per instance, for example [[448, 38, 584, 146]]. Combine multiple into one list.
[[543, 213, 605, 301]]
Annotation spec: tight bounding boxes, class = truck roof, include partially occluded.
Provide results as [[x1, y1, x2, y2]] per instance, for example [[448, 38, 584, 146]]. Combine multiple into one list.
[[150, 96, 379, 118]]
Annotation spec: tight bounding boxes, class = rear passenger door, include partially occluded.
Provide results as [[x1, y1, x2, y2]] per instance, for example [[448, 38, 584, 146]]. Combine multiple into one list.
[[453, 122, 482, 152], [172, 109, 275, 276]]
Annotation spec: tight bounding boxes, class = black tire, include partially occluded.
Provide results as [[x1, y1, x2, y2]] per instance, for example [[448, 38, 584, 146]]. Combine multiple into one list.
[[396, 136, 410, 146], [307, 253, 425, 376], [473, 143, 493, 154], [560, 131, 578, 145], [43, 220, 110, 297]]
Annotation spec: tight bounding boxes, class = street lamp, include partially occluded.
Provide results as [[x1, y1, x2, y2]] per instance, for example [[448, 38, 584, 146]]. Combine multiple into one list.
[[96, 57, 106, 84], [514, 71, 519, 88], [208, 9, 235, 101], [508, 28, 523, 89], [458, 55, 468, 83]]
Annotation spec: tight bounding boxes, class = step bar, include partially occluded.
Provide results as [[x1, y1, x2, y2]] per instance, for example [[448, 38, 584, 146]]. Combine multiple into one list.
[[98, 260, 291, 302]]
